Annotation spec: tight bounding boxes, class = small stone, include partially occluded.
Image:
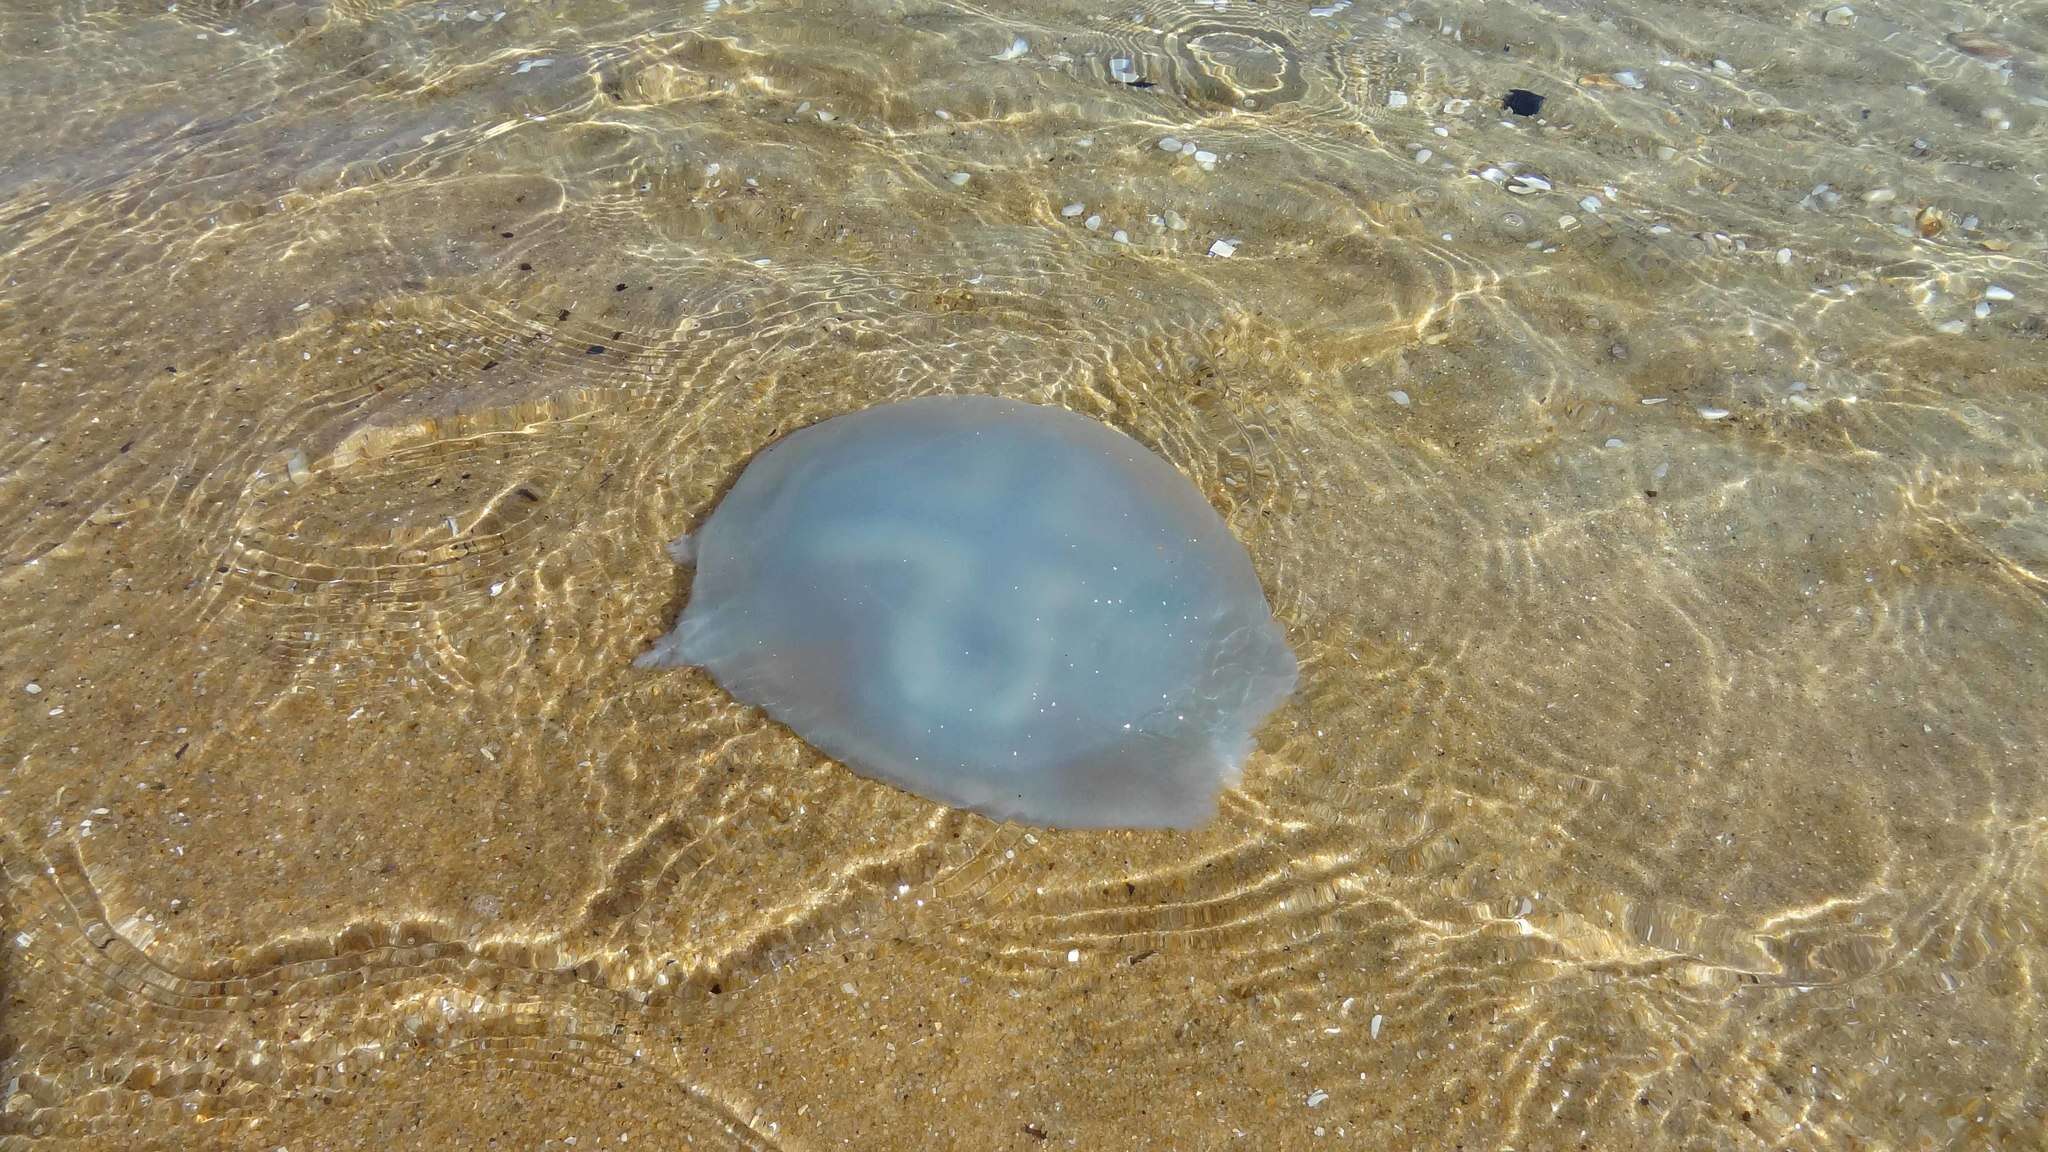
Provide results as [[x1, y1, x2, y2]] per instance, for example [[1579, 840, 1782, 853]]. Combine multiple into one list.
[[1862, 188, 1895, 204], [1776, 247, 1793, 265], [1823, 5, 1855, 27], [1067, 949, 1081, 964], [23, 682, 40, 694], [1413, 147, 1433, 163], [1712, 59, 1736, 76], [1509, 174, 1551, 194], [1164, 210, 1187, 231], [1306, 1090, 1330, 1108], [1208, 238, 1237, 257], [1949, 32, 2014, 61], [1370, 1013, 1384, 1039], [1974, 301, 1991, 319], [1442, 98, 1471, 115], [1387, 90, 1409, 109], [1112, 229, 1129, 243], [949, 171, 970, 186], [1388, 389, 1411, 407], [1699, 406, 1731, 420], [1936, 319, 1968, 335], [1656, 145, 1678, 161], [1158, 136, 1183, 152], [1061, 202, 1085, 217], [1579, 195, 1602, 213], [1084, 214, 1102, 231], [1604, 437, 1626, 448], [1193, 149, 1218, 166], [1613, 70, 1644, 89], [1985, 285, 2014, 302]]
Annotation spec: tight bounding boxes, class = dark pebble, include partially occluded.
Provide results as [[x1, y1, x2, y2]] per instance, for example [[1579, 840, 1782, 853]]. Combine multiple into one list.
[[1503, 89, 1544, 116]]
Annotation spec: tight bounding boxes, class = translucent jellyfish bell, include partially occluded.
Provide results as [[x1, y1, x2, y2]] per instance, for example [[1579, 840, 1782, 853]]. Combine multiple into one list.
[[637, 396, 1296, 828]]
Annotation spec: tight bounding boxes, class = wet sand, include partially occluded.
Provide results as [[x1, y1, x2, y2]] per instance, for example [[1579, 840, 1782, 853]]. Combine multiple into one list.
[[3, 1, 2045, 1148]]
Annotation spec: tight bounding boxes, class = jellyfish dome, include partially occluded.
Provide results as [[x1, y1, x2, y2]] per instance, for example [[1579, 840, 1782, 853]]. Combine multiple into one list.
[[637, 395, 1297, 829]]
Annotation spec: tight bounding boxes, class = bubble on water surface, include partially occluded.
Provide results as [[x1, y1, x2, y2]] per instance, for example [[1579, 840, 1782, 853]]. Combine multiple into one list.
[[636, 396, 1297, 828]]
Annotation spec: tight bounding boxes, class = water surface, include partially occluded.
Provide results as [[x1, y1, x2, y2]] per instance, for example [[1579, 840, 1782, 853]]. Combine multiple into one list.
[[3, 1, 2044, 1148]]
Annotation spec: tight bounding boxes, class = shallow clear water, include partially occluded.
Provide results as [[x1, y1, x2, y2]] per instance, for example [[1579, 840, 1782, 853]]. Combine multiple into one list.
[[3, 1, 2044, 1148]]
